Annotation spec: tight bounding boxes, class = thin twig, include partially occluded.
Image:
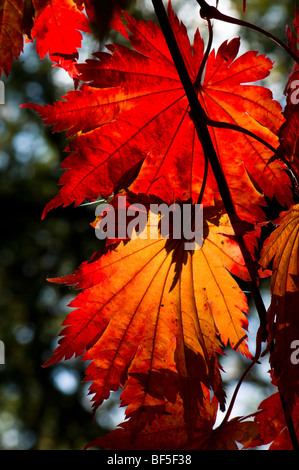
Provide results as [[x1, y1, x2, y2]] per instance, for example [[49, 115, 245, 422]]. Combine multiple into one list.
[[219, 323, 265, 428], [196, 0, 299, 64], [196, 144, 208, 206], [192, 1, 299, 187], [218, 359, 257, 429], [202, 114, 299, 187]]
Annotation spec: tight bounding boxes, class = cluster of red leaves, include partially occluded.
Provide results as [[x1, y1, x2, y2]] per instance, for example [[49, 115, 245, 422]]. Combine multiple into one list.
[[2, 0, 299, 450]]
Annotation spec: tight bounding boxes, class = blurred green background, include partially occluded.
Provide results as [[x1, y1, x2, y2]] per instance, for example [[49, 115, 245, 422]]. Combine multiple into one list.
[[0, 0, 296, 450]]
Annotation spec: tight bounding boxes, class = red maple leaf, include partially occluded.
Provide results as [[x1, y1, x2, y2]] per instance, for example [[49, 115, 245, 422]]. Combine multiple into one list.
[[24, 4, 293, 224], [31, 0, 90, 78]]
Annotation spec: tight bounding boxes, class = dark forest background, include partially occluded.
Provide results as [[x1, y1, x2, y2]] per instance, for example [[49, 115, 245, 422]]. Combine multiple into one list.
[[0, 0, 296, 449]]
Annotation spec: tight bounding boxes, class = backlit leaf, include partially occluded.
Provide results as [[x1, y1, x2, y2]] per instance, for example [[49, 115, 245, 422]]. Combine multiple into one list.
[[24, 4, 293, 223], [31, 0, 90, 74], [44, 204, 251, 431]]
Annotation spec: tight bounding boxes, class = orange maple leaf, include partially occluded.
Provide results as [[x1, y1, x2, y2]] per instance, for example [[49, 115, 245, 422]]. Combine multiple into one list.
[[44, 203, 251, 432]]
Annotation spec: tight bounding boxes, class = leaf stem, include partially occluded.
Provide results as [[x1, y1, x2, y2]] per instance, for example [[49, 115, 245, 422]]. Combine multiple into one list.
[[194, 16, 213, 88], [219, 323, 265, 428], [196, 0, 299, 64], [218, 357, 257, 429]]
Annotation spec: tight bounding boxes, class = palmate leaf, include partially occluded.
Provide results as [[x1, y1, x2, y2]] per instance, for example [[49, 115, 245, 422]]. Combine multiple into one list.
[[44, 203, 251, 435], [24, 2, 293, 224], [260, 204, 299, 414]]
